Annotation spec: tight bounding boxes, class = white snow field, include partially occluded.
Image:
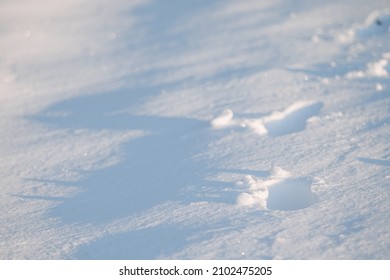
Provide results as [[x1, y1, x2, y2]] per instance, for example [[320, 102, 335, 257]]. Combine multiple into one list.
[[1, 0, 389, 259]]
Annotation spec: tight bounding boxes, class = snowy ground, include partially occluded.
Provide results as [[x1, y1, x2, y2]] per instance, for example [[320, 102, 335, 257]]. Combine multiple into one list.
[[1, 0, 389, 259]]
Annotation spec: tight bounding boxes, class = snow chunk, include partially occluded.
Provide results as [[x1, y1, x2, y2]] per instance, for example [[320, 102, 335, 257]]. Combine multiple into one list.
[[366, 58, 389, 77], [210, 109, 234, 129], [243, 119, 268, 135], [236, 175, 268, 209], [347, 53, 390, 78], [270, 165, 291, 179], [376, 83, 383, 91]]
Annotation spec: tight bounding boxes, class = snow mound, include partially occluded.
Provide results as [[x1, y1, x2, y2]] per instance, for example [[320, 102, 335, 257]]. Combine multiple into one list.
[[236, 166, 316, 211], [347, 53, 390, 78], [236, 175, 269, 209], [339, 9, 390, 43], [212, 101, 323, 137], [210, 109, 234, 128]]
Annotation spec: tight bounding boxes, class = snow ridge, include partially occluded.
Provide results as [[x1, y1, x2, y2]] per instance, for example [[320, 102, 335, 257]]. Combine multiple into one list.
[[211, 100, 323, 137]]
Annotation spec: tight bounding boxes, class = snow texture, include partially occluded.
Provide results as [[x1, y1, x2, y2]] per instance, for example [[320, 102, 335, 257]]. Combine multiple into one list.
[[1, 0, 390, 260]]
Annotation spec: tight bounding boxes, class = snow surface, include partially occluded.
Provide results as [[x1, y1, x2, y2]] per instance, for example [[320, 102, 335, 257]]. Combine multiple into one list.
[[1, 0, 390, 259]]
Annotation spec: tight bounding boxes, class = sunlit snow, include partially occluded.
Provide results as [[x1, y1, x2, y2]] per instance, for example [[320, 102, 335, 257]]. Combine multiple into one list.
[[1, 0, 389, 259]]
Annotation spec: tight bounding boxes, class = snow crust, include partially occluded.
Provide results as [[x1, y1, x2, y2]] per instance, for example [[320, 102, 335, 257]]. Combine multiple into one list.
[[1, 0, 390, 259]]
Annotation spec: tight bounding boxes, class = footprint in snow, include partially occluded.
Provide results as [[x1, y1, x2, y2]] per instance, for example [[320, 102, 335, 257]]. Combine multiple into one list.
[[236, 166, 317, 211], [253, 101, 323, 137], [211, 100, 323, 137]]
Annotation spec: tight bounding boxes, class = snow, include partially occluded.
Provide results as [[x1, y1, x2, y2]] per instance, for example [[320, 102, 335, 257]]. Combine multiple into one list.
[[210, 109, 234, 129], [211, 100, 324, 136], [347, 53, 390, 78], [1, 0, 390, 259]]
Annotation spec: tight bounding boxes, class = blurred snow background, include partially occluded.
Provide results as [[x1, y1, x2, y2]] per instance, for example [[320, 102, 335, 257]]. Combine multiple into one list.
[[0, 0, 389, 259]]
